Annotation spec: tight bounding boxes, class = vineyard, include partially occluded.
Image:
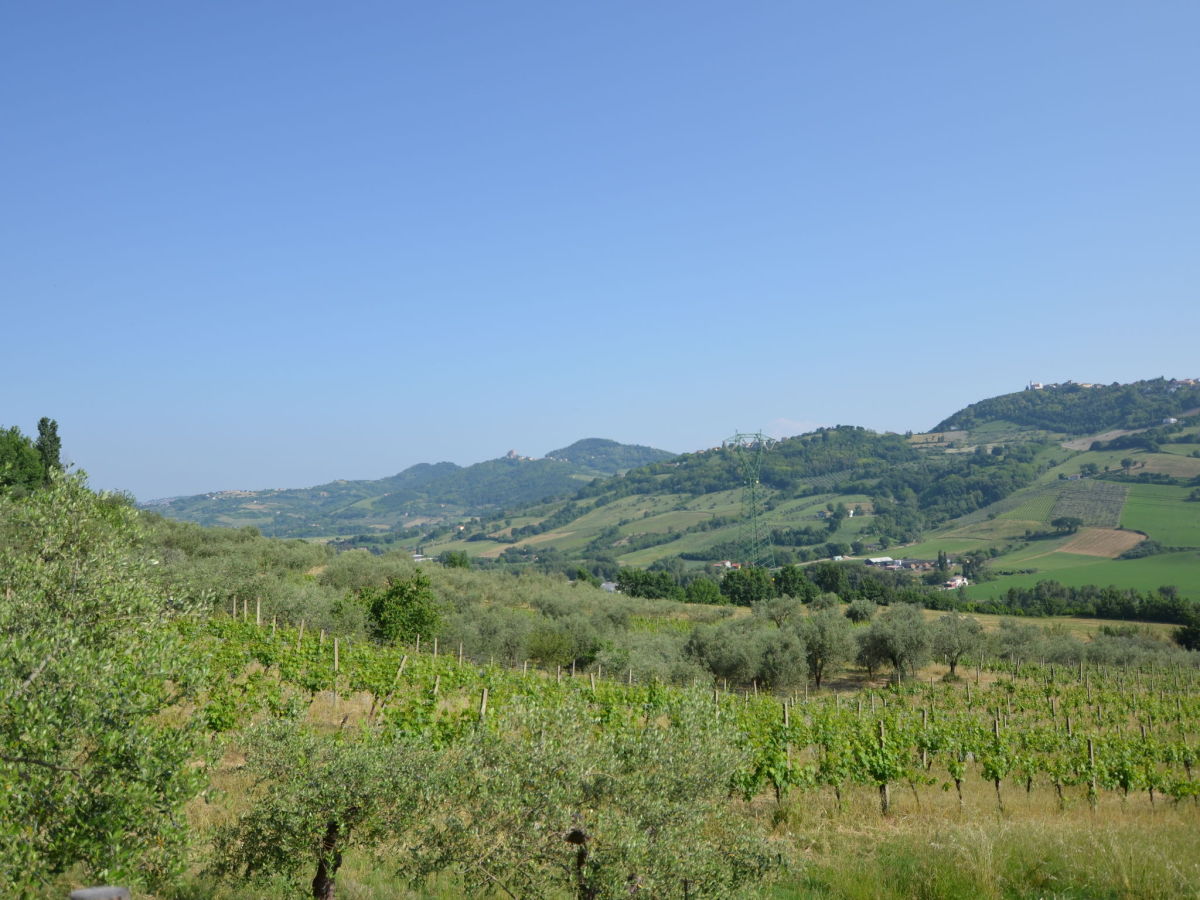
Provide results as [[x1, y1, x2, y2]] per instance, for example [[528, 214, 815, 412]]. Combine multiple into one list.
[[206, 615, 1200, 811], [1048, 479, 1128, 528], [179, 614, 1200, 897], [7, 477, 1200, 899]]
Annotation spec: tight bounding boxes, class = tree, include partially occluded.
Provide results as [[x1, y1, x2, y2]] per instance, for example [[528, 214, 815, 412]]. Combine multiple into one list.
[[617, 567, 684, 601], [1050, 516, 1083, 534], [807, 561, 849, 597], [931, 612, 984, 676], [34, 417, 61, 483], [358, 571, 441, 643], [1121, 457, 1135, 476], [1175, 617, 1200, 652], [799, 608, 854, 688], [855, 603, 930, 682], [411, 694, 779, 898], [720, 566, 773, 606], [773, 564, 815, 601], [685, 577, 724, 605], [438, 549, 470, 569], [845, 597, 876, 623], [756, 594, 804, 628], [0, 473, 210, 891], [810, 591, 840, 612], [0, 426, 42, 492], [215, 721, 438, 900]]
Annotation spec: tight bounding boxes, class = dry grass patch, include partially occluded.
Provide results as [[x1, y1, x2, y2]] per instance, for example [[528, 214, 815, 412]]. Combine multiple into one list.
[[1138, 454, 1200, 478], [1057, 527, 1145, 558]]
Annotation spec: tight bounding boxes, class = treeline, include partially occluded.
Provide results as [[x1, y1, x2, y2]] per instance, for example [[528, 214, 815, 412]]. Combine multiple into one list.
[[1089, 413, 1200, 453], [0, 417, 61, 492], [580, 426, 920, 502], [936, 378, 1200, 433], [572, 427, 1046, 549], [956, 580, 1198, 624]]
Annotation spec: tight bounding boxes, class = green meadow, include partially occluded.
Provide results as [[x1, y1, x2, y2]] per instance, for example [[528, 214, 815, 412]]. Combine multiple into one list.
[[1121, 483, 1200, 547], [966, 549, 1200, 600]]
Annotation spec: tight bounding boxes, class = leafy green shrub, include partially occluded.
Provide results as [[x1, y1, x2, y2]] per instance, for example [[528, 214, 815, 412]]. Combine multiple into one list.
[[0, 474, 211, 892]]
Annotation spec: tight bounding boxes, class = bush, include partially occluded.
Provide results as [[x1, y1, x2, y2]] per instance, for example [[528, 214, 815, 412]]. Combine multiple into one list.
[[0, 474, 211, 891]]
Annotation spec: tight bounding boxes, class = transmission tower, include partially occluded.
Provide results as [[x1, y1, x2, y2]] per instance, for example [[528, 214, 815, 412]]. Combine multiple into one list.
[[723, 431, 776, 568]]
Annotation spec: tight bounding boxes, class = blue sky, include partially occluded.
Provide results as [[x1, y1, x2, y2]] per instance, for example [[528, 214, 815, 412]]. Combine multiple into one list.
[[3, 2, 1198, 499]]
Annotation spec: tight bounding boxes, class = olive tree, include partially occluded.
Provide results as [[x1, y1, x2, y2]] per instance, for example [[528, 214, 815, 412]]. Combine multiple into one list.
[[931, 612, 985, 676], [799, 607, 855, 688], [0, 473, 210, 892], [856, 602, 930, 682], [413, 694, 781, 898], [214, 721, 440, 899]]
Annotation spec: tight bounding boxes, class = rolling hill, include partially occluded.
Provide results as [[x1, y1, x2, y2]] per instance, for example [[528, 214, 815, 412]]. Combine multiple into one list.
[[146, 379, 1200, 606], [143, 439, 676, 537]]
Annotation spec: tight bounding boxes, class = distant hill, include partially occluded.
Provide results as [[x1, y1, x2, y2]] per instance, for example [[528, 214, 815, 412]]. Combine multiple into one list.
[[544, 438, 675, 472], [144, 439, 677, 538], [935, 378, 1200, 435]]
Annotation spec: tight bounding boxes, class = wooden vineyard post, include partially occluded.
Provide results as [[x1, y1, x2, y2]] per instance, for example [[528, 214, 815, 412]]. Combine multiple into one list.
[[783, 700, 792, 765], [296, 620, 305, 650], [878, 720, 890, 815], [921, 708, 929, 769], [993, 716, 1004, 814], [333, 638, 339, 673], [255, 597, 261, 627], [478, 687, 489, 722], [1088, 738, 1098, 810]]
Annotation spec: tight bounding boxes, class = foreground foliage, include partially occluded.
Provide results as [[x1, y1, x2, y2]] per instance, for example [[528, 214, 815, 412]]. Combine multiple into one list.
[[0, 475, 209, 893]]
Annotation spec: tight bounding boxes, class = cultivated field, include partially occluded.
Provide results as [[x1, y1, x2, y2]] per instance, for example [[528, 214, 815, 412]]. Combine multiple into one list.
[[1122, 483, 1200, 547], [1137, 452, 1200, 478], [1049, 479, 1128, 527], [1056, 526, 1145, 558], [967, 549, 1200, 600]]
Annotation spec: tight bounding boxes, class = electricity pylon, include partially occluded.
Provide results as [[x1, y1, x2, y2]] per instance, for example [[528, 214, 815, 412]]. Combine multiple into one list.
[[723, 431, 776, 568]]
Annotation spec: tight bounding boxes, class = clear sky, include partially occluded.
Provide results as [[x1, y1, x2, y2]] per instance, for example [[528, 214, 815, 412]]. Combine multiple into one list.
[[3, 2, 1198, 499]]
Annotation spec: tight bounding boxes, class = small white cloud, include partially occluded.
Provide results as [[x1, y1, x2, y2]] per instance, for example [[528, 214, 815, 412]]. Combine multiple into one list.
[[765, 418, 829, 440]]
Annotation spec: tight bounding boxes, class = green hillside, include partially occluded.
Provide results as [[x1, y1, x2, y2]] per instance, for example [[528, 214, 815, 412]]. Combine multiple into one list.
[[145, 382, 1200, 609], [144, 439, 675, 537], [891, 413, 1200, 605], [544, 437, 676, 471], [935, 377, 1200, 433]]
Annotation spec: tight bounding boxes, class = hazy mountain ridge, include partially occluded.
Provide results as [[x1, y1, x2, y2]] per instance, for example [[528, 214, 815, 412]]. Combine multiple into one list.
[[143, 439, 677, 536], [544, 438, 676, 471]]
